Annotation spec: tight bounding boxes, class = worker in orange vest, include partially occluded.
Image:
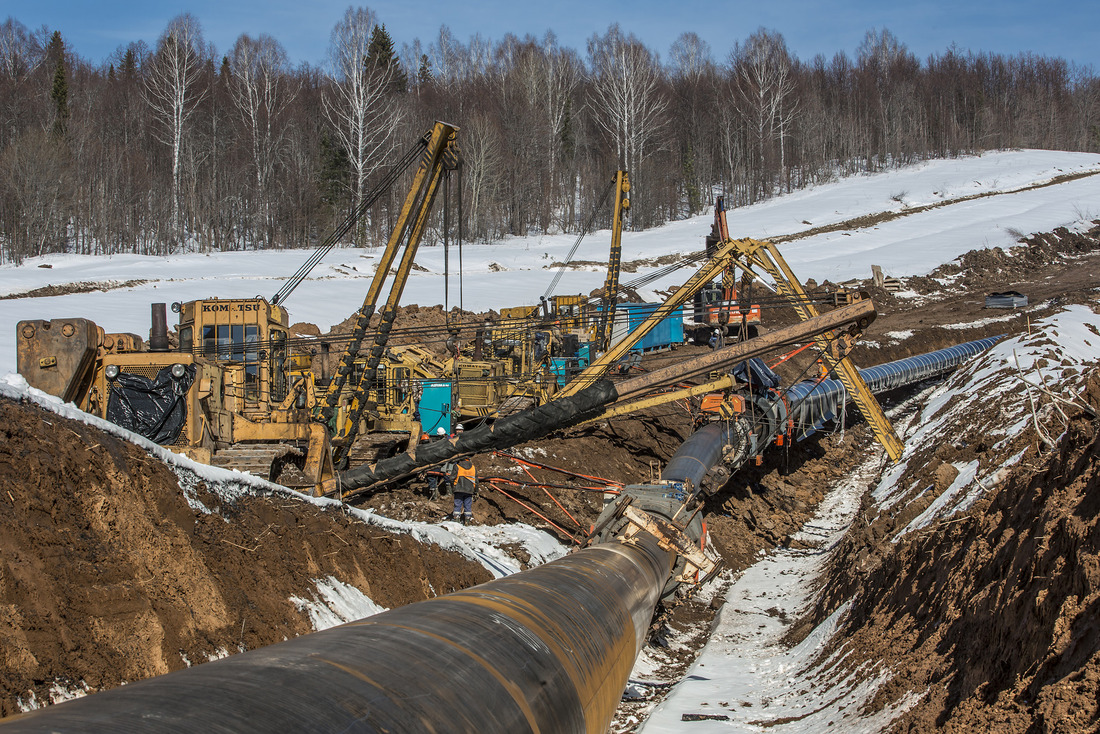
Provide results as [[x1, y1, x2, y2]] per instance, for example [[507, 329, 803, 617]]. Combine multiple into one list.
[[449, 456, 477, 525]]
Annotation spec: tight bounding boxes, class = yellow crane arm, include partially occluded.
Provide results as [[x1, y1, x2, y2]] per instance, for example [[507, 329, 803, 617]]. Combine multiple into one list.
[[556, 234, 760, 400], [714, 233, 904, 461], [594, 171, 630, 351], [320, 121, 460, 419]]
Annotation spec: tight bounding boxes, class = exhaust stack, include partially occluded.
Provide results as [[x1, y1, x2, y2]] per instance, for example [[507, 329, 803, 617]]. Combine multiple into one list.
[[149, 303, 169, 352]]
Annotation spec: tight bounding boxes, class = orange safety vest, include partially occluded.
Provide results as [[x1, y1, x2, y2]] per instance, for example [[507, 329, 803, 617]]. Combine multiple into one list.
[[453, 460, 477, 493]]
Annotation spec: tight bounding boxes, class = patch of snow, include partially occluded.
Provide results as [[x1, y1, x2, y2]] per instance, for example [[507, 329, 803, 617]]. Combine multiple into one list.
[[16, 681, 91, 713], [290, 576, 387, 631], [939, 312, 1024, 330], [208, 647, 232, 661], [898, 459, 980, 536]]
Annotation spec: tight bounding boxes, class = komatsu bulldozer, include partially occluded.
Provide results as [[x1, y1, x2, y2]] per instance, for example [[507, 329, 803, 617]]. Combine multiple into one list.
[[18, 297, 334, 487]]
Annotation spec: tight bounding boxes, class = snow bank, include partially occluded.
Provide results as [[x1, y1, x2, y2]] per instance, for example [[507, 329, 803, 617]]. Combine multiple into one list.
[[876, 303, 1100, 534], [2, 150, 1098, 376]]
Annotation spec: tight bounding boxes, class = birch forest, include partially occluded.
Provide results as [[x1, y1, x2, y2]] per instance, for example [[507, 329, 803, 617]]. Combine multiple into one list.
[[1, 9, 1098, 264]]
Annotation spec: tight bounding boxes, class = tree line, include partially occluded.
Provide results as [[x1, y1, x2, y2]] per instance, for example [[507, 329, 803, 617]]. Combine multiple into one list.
[[0, 10, 1097, 265]]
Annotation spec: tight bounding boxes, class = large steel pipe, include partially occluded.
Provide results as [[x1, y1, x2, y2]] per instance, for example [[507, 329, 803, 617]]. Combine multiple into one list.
[[786, 335, 1002, 438], [0, 536, 674, 734], [661, 422, 733, 488], [661, 336, 1002, 490]]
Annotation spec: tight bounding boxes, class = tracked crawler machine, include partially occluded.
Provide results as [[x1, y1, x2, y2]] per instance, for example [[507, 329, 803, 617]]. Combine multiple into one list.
[[15, 121, 462, 489]]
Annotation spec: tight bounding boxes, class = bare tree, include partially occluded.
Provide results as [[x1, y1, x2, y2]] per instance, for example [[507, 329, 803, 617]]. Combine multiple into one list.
[[0, 128, 70, 262], [229, 33, 298, 242], [730, 28, 798, 199], [429, 25, 463, 85], [669, 32, 717, 214], [463, 110, 503, 240], [144, 13, 210, 246], [322, 5, 403, 244], [0, 17, 44, 80], [669, 32, 712, 83], [856, 28, 917, 164], [587, 24, 668, 226], [510, 32, 581, 230]]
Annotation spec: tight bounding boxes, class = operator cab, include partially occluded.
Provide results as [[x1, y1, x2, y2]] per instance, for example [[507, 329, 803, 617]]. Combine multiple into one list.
[[176, 298, 290, 407]]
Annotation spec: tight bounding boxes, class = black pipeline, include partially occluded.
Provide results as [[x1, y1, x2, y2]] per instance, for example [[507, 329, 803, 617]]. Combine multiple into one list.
[[327, 301, 877, 501], [0, 536, 674, 734]]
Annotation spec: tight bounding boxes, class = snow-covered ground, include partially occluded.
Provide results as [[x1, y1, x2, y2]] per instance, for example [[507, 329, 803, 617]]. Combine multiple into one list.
[[1, 149, 1098, 377], [633, 302, 1100, 731], [639, 453, 913, 733]]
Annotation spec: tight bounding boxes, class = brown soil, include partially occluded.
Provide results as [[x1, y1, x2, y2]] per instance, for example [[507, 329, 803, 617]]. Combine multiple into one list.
[[0, 280, 150, 300], [0, 397, 490, 715], [790, 373, 1100, 733]]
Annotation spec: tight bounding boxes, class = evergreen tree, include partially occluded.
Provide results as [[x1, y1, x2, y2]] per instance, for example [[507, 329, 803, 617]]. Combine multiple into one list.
[[559, 97, 575, 159], [48, 31, 69, 136], [46, 30, 64, 66], [121, 47, 138, 77], [318, 130, 351, 210], [366, 24, 406, 95], [682, 144, 701, 215], [417, 53, 433, 86]]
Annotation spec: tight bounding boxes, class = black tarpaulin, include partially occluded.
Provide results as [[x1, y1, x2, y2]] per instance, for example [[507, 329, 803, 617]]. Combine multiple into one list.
[[732, 357, 780, 391], [106, 364, 196, 445]]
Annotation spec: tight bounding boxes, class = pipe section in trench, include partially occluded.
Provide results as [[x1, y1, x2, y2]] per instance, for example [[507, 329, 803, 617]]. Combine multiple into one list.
[[0, 536, 674, 734]]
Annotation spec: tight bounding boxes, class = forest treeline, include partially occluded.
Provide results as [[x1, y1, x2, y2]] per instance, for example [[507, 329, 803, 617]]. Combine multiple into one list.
[[0, 9, 1098, 264]]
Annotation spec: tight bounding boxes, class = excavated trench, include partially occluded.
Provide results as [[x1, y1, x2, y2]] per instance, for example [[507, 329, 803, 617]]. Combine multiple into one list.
[[1, 224, 1100, 730]]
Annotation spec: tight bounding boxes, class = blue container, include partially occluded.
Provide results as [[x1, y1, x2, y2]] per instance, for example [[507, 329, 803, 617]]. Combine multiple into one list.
[[618, 303, 684, 352], [417, 381, 453, 435]]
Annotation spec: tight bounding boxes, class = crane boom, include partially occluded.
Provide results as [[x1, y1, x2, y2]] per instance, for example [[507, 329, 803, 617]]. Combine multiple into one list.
[[555, 203, 903, 462], [594, 171, 630, 351], [318, 122, 460, 428], [703, 216, 905, 461]]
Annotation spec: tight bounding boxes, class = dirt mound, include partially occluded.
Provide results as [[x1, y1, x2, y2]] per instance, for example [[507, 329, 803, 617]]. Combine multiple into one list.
[[0, 280, 150, 301], [792, 369, 1100, 731], [908, 221, 1100, 295], [0, 395, 490, 715]]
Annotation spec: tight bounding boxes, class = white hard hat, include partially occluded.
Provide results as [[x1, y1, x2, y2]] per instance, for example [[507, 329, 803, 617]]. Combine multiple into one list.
[[436, 427, 446, 435], [456, 424, 464, 431], [713, 329, 720, 335]]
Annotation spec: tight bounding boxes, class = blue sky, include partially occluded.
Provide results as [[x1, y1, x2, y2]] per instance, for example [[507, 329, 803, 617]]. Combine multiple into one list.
[[5, 0, 1098, 70]]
